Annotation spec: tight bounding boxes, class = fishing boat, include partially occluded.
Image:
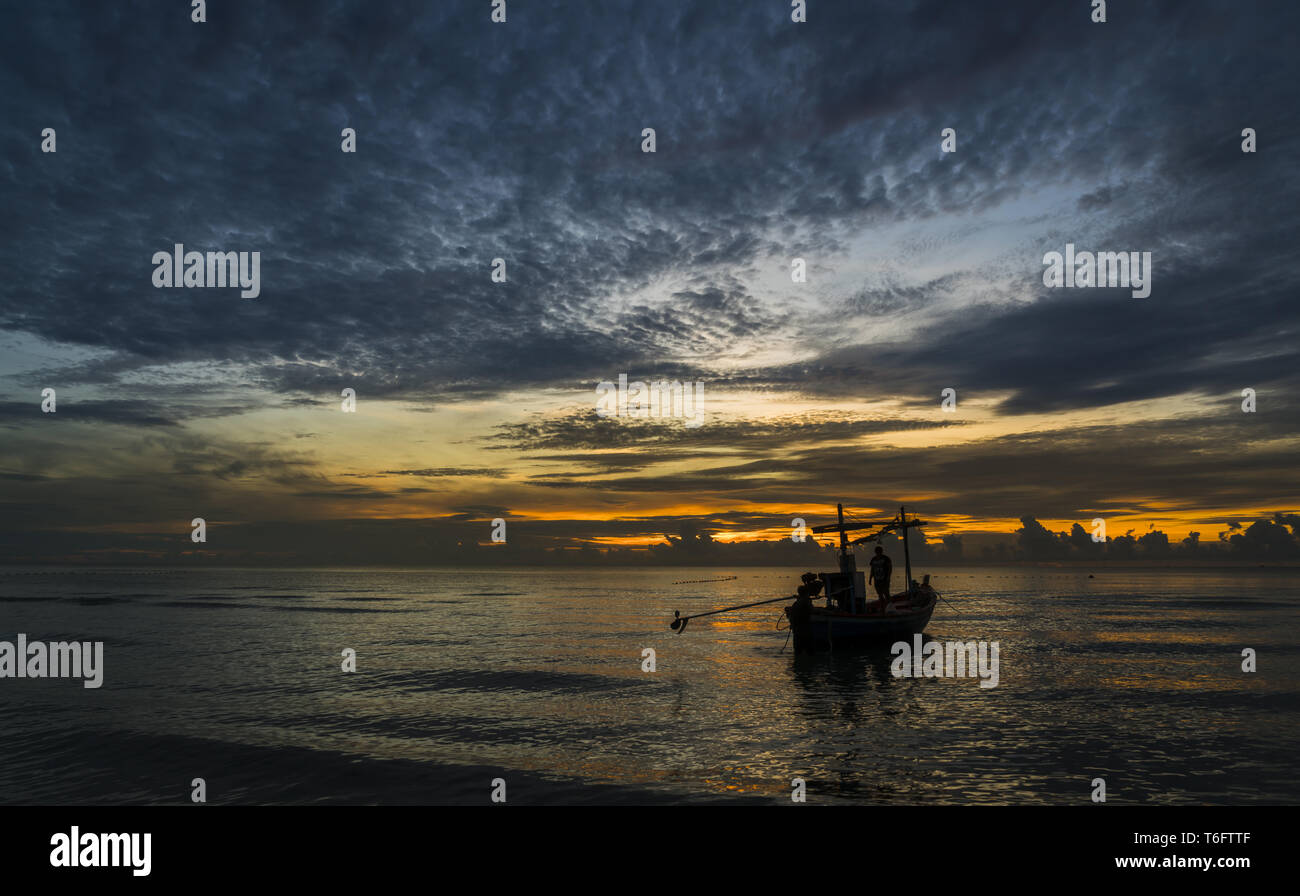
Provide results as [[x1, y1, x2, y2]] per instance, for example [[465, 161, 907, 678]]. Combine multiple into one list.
[[670, 504, 940, 649], [802, 503, 939, 646]]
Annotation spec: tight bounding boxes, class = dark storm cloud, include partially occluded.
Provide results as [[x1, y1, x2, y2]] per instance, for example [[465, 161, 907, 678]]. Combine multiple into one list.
[[752, 254, 1300, 414], [2, 0, 1295, 404], [0, 471, 48, 482], [516, 413, 1300, 526], [141, 433, 319, 483], [368, 468, 504, 478], [0, 387, 273, 426], [2, 0, 1299, 565], [0, 399, 177, 427], [290, 486, 403, 500], [446, 506, 512, 521], [490, 409, 956, 451]]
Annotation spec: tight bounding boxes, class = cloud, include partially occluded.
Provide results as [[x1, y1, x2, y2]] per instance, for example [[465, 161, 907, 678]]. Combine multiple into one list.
[[1, 0, 1297, 563], [491, 409, 956, 452]]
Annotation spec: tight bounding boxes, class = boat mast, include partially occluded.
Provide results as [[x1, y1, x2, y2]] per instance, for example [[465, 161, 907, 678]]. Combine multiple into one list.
[[900, 505, 913, 594], [837, 503, 848, 559]]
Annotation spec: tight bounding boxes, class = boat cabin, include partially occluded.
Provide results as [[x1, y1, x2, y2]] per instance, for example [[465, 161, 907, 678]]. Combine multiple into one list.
[[820, 555, 869, 614]]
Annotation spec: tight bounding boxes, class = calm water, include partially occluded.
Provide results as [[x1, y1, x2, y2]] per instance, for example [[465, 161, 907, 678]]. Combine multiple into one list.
[[1, 565, 1296, 805]]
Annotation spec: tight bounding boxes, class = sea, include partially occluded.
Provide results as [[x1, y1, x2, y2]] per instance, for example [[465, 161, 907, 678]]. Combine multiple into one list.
[[1, 565, 1296, 805]]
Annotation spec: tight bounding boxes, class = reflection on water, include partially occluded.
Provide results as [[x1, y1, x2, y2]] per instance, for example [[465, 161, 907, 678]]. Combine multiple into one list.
[[0, 565, 1296, 804]]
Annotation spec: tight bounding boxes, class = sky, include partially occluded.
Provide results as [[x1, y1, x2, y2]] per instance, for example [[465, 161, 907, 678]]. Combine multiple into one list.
[[1, 0, 1298, 565]]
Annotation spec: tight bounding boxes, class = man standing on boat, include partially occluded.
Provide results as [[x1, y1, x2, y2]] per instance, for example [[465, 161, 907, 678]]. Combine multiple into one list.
[[869, 546, 893, 605]]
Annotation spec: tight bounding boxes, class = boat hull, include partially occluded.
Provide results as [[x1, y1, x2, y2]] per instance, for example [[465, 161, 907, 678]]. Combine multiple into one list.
[[802, 594, 936, 647]]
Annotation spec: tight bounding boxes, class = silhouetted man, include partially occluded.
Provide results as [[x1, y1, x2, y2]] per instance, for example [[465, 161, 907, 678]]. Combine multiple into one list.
[[869, 546, 892, 604]]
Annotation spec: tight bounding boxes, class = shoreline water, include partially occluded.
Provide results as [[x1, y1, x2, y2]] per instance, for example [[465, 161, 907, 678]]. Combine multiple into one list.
[[2, 565, 1297, 805]]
